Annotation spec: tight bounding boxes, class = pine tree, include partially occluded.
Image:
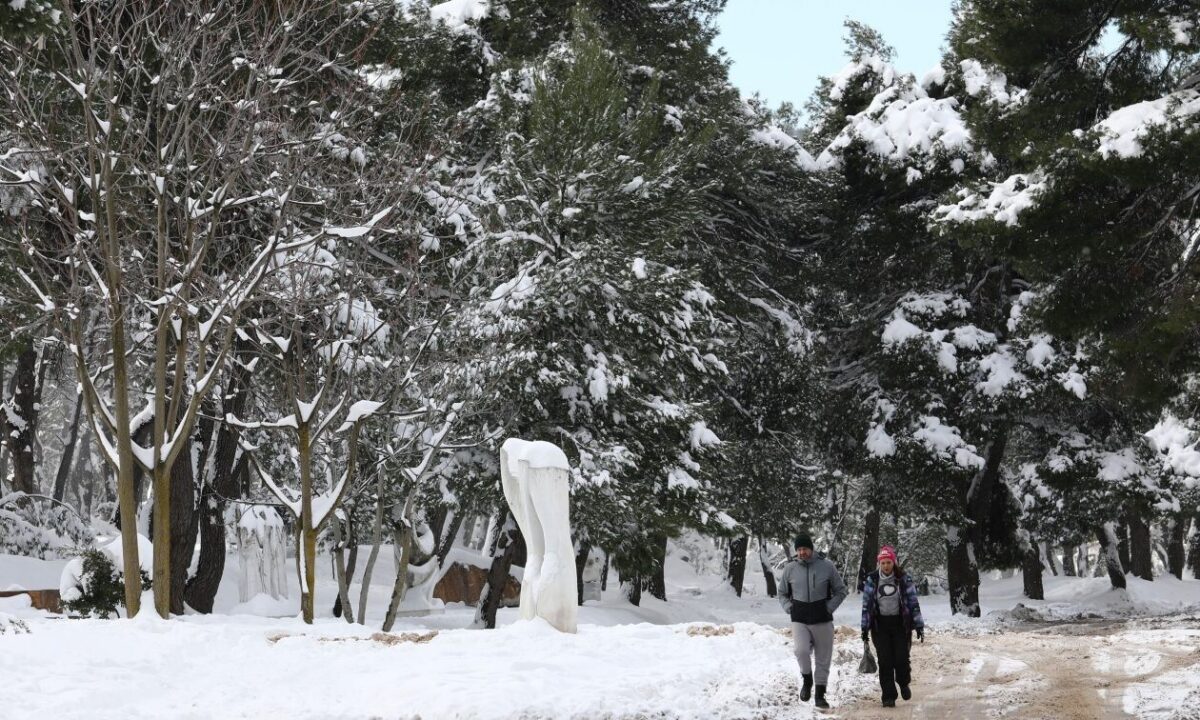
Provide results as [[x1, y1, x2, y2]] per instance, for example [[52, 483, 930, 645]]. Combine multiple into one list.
[[938, 0, 1200, 587]]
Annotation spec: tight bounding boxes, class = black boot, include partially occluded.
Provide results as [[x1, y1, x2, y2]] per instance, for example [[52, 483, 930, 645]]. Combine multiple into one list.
[[799, 673, 813, 701], [882, 698, 896, 707], [900, 685, 911, 701], [814, 684, 829, 709]]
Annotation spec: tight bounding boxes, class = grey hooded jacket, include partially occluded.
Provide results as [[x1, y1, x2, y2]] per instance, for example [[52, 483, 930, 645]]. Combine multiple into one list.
[[777, 555, 848, 625]]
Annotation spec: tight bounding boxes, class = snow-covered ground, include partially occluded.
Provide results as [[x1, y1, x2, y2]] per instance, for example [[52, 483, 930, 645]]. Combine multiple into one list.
[[2, 544, 1198, 719]]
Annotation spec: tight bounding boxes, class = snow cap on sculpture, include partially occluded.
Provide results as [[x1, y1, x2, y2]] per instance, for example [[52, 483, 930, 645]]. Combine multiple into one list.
[[500, 437, 577, 633], [515, 440, 570, 470]]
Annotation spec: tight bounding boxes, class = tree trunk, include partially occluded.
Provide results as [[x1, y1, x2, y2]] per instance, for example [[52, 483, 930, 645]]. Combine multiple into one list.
[[758, 540, 777, 598], [169, 436, 199, 615], [1061, 544, 1078, 577], [600, 551, 609, 592], [359, 482, 401, 625], [331, 515, 355, 623], [946, 526, 980, 616], [475, 514, 522, 629], [575, 542, 590, 606], [1040, 542, 1059, 576], [69, 426, 92, 514], [1022, 541, 1044, 600], [858, 506, 881, 591], [1166, 515, 1192, 580], [381, 521, 415, 632], [1127, 511, 1154, 581], [619, 565, 642, 607], [298, 421, 316, 624], [346, 518, 359, 582], [482, 512, 501, 557], [1188, 523, 1200, 580], [0, 362, 6, 495], [1153, 540, 1170, 573], [185, 340, 250, 613], [6, 343, 40, 495], [1117, 520, 1132, 573], [727, 535, 748, 597], [821, 482, 843, 567], [646, 533, 667, 602], [130, 422, 153, 512], [52, 395, 85, 502], [946, 426, 1008, 618], [435, 510, 463, 568], [110, 299, 145, 617], [333, 513, 358, 618], [1095, 524, 1127, 589]]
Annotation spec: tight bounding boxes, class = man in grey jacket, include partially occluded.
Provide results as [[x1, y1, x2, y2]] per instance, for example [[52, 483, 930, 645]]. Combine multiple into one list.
[[778, 533, 848, 709]]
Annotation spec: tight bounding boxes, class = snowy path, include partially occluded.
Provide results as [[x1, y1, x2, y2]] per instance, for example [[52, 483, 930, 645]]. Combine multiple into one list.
[[5, 548, 1199, 719], [5, 612, 1197, 720], [833, 617, 1200, 720]]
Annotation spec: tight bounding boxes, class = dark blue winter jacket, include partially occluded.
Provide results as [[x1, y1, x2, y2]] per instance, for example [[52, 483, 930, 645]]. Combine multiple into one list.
[[861, 569, 924, 633]]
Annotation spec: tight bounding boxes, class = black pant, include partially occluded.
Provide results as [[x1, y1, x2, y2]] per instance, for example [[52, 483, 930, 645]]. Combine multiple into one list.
[[871, 615, 911, 701]]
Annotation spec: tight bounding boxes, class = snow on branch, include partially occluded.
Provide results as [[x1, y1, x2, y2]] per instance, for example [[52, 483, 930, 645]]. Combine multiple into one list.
[[14, 269, 56, 313], [323, 206, 393, 239], [1092, 90, 1200, 159], [936, 172, 1048, 227], [336, 400, 384, 433], [401, 412, 457, 484], [250, 453, 301, 517]]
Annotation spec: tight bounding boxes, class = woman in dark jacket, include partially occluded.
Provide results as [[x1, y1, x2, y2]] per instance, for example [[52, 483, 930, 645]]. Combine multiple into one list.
[[860, 545, 924, 707]]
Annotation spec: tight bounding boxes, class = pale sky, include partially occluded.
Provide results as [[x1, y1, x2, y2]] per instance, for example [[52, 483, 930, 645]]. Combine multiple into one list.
[[715, 0, 956, 110]]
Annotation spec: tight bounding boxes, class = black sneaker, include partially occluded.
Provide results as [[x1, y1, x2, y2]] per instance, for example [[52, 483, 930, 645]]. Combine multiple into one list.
[[882, 699, 896, 708], [814, 685, 829, 709], [799, 673, 813, 702], [900, 685, 912, 701]]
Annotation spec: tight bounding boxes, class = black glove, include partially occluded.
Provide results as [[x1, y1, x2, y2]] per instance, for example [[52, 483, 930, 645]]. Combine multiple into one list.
[[861, 629, 869, 643], [916, 627, 924, 643]]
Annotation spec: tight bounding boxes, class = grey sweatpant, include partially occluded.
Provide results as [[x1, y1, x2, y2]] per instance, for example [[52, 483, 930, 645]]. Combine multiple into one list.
[[792, 621, 835, 684]]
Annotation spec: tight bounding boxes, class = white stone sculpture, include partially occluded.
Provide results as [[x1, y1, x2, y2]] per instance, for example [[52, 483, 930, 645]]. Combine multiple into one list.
[[236, 505, 289, 603], [500, 438, 577, 633]]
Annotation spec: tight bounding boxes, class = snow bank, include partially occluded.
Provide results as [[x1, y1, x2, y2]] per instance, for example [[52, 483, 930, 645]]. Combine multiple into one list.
[[979, 574, 1200, 623], [0, 552, 69, 590], [5, 529, 1200, 718], [228, 593, 296, 618], [57, 534, 153, 608], [0, 615, 814, 719]]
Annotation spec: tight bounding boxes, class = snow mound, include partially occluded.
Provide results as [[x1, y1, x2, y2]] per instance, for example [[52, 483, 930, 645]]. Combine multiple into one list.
[[0, 610, 31, 634], [59, 533, 154, 604], [228, 593, 298, 618]]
